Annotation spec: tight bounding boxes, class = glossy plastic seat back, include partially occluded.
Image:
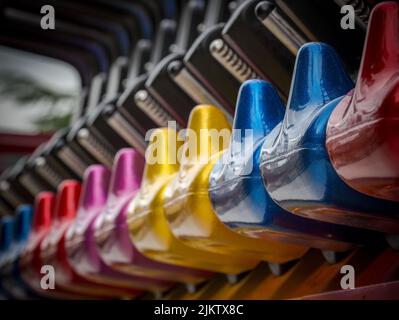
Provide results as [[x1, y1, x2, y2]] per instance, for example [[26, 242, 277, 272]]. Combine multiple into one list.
[[327, 2, 399, 202], [0, 217, 14, 264], [19, 192, 55, 280], [211, 75, 380, 253], [0, 205, 33, 298], [105, 148, 145, 220], [231, 80, 285, 143], [163, 104, 302, 268]]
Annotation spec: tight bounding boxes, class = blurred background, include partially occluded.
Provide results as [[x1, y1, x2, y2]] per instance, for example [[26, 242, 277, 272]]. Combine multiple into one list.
[[0, 47, 81, 171]]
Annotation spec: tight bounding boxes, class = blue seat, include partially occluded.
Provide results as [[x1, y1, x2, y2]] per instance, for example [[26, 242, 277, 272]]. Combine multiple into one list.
[[260, 42, 399, 235], [209, 44, 385, 258], [0, 206, 37, 299]]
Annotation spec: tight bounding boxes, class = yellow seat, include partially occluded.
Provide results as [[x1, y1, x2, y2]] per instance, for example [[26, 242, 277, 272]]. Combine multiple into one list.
[[163, 105, 306, 265], [127, 126, 257, 275]]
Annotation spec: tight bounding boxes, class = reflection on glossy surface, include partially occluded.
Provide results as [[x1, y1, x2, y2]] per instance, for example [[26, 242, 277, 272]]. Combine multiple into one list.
[[19, 194, 54, 296], [0, 216, 16, 298], [128, 126, 253, 276], [159, 104, 260, 265], [260, 42, 398, 234], [327, 2, 399, 203], [0, 217, 12, 298], [0, 46, 81, 134], [210, 78, 375, 252], [95, 149, 207, 284], [66, 165, 168, 293], [18, 192, 72, 298], [169, 244, 399, 300]]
